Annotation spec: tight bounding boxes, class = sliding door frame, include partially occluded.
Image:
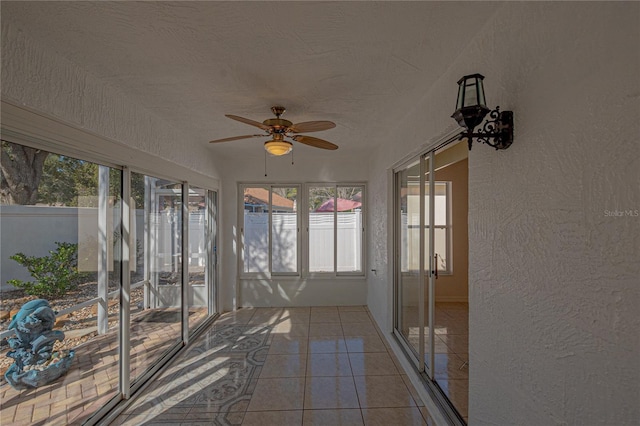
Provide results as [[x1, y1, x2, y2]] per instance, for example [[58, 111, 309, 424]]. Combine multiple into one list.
[[392, 129, 464, 375]]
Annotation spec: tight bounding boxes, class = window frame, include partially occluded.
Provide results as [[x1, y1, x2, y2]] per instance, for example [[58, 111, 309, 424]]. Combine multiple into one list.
[[239, 183, 302, 278], [239, 182, 366, 279], [428, 181, 452, 275], [306, 183, 366, 278]]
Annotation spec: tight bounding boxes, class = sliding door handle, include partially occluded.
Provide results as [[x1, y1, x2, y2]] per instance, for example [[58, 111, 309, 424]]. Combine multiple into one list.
[[434, 254, 438, 279]]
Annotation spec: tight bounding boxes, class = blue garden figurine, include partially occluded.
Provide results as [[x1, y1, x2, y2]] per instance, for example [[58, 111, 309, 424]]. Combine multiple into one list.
[[4, 299, 75, 390]]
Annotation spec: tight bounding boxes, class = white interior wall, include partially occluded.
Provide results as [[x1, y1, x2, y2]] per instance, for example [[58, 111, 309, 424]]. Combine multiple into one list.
[[1, 19, 221, 187], [217, 152, 370, 310], [368, 2, 639, 425]]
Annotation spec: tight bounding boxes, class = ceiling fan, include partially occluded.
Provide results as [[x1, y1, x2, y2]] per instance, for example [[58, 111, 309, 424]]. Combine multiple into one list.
[[209, 106, 338, 156]]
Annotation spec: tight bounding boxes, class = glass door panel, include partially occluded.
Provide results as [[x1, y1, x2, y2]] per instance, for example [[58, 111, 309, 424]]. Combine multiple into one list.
[[394, 139, 469, 421], [424, 151, 435, 378], [187, 186, 209, 331], [207, 190, 218, 317], [0, 144, 124, 421], [396, 161, 423, 362], [129, 174, 183, 385], [431, 142, 470, 421]]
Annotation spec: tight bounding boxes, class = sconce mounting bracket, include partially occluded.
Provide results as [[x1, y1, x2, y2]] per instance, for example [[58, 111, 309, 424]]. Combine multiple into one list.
[[462, 107, 514, 150]]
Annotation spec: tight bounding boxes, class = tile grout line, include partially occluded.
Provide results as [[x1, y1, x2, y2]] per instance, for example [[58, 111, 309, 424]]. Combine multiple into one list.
[[340, 311, 367, 426], [301, 308, 311, 424]]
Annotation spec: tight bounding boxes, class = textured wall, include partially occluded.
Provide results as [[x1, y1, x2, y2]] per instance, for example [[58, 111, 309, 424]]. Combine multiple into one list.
[[1, 19, 220, 184], [369, 2, 639, 424], [465, 3, 640, 424]]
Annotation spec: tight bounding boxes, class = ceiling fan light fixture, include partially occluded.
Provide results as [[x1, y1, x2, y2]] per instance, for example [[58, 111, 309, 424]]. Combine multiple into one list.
[[264, 139, 293, 156], [210, 106, 338, 153]]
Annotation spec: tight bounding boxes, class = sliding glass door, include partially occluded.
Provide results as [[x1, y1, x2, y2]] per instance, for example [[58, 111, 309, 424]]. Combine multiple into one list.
[[187, 187, 218, 332], [394, 147, 441, 374], [396, 160, 421, 364], [1, 138, 221, 422], [394, 139, 469, 422], [129, 174, 183, 386]]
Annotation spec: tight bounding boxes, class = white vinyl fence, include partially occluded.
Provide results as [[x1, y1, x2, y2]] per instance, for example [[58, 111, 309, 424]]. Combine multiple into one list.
[[0, 205, 205, 290], [243, 211, 362, 273]]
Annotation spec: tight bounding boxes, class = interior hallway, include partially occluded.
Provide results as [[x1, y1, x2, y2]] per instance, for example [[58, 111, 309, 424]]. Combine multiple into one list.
[[111, 306, 435, 425]]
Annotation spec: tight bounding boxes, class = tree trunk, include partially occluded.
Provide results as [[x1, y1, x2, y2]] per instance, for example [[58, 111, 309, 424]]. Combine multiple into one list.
[[1, 141, 49, 205]]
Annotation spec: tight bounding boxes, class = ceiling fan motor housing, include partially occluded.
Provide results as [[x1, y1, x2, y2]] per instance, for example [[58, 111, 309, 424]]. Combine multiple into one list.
[[263, 118, 293, 132]]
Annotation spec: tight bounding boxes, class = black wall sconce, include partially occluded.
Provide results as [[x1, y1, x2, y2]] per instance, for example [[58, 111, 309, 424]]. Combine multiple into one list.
[[451, 73, 514, 150]]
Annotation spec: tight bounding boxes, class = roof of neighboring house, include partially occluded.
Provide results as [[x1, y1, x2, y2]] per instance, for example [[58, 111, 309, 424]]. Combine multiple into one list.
[[315, 198, 362, 212], [244, 188, 294, 210]]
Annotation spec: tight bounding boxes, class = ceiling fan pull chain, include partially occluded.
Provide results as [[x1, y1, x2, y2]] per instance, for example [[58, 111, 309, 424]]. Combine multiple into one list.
[[291, 149, 294, 165]]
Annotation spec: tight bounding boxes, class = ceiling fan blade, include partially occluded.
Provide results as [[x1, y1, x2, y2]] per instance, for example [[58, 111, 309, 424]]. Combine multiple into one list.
[[291, 135, 338, 150], [226, 114, 272, 131], [209, 134, 265, 143], [288, 120, 336, 133]]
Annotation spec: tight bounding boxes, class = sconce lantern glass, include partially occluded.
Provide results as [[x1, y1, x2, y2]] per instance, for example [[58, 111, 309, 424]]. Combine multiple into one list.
[[452, 73, 491, 131], [451, 73, 514, 150], [264, 139, 293, 156]]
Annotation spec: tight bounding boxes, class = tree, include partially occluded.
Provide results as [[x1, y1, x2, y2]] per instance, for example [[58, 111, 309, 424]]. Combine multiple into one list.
[[38, 155, 97, 206], [0, 140, 49, 205], [308, 186, 362, 211], [271, 187, 298, 201], [36, 155, 145, 207]]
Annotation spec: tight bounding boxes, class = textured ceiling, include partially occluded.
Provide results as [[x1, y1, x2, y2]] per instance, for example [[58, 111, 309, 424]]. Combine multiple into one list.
[[2, 1, 500, 159]]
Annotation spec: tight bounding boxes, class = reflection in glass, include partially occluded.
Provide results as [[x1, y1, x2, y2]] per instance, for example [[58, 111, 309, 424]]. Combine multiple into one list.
[[187, 186, 210, 330], [397, 161, 423, 359], [129, 173, 182, 385]]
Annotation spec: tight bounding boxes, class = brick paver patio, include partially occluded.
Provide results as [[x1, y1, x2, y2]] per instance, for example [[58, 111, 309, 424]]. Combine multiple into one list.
[[0, 308, 207, 425]]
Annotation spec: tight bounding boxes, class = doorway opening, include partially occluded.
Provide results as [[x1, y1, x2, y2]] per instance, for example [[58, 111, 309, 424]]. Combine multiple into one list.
[[393, 139, 469, 423]]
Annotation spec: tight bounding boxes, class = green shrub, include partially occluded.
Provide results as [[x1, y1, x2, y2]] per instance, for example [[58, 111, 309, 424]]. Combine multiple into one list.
[[8, 242, 83, 298]]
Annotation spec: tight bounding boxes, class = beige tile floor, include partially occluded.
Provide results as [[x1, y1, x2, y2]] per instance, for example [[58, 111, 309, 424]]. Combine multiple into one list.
[[112, 306, 436, 425]]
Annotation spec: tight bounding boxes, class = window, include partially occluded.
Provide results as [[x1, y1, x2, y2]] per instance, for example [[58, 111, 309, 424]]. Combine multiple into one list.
[[240, 183, 365, 277], [242, 185, 299, 275], [428, 181, 451, 274], [400, 181, 451, 274], [308, 186, 335, 272], [309, 184, 364, 274]]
